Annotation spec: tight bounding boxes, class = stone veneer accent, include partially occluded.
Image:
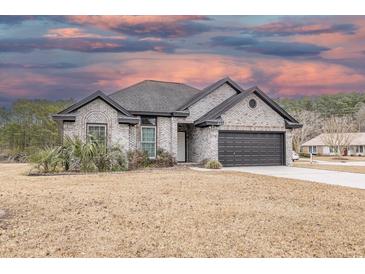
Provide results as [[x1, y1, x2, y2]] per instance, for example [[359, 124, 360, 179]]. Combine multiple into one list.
[[63, 98, 130, 150]]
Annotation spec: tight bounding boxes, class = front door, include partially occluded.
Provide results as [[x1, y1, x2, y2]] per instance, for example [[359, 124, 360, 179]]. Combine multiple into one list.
[[177, 131, 186, 162]]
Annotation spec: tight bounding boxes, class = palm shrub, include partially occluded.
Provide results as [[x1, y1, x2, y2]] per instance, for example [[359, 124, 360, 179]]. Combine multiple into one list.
[[92, 144, 110, 172], [62, 136, 97, 172], [79, 141, 98, 172], [63, 137, 127, 172], [60, 136, 75, 171], [30, 136, 127, 173], [108, 145, 127, 171], [30, 146, 62, 173]]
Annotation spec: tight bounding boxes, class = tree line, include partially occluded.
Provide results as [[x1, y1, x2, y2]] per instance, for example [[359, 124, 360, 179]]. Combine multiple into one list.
[[277, 92, 365, 153], [0, 99, 73, 160], [1, 92, 365, 159]]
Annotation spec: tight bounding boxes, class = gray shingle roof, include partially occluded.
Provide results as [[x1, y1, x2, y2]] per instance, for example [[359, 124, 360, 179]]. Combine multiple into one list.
[[109, 80, 202, 112]]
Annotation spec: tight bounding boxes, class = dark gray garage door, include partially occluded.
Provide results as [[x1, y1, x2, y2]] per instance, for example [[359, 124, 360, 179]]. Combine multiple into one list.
[[218, 131, 285, 167]]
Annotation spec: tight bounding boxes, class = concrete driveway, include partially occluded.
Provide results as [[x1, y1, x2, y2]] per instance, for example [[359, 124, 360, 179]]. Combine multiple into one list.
[[223, 166, 365, 190]]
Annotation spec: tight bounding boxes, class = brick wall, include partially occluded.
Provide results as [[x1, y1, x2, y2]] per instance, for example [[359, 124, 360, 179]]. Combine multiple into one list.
[[63, 98, 130, 150], [188, 93, 293, 165], [185, 83, 237, 122]]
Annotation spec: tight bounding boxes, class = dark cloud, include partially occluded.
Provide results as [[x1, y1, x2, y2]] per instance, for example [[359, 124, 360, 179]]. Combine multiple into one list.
[[0, 16, 35, 25], [109, 20, 212, 38], [0, 37, 176, 53], [211, 36, 256, 46], [244, 41, 329, 57], [211, 35, 329, 57], [58, 16, 213, 38], [0, 62, 79, 69], [242, 20, 358, 37]]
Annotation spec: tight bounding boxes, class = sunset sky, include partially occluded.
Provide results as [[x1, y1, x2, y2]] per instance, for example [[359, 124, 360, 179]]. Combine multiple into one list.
[[1, 15, 365, 106]]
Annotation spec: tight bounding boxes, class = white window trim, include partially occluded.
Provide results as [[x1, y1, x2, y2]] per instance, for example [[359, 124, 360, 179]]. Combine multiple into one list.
[[356, 145, 364, 153], [309, 146, 317, 154], [86, 123, 107, 146], [141, 126, 156, 159]]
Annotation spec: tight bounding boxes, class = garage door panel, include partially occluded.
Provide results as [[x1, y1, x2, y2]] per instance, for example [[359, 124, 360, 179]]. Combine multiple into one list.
[[218, 131, 284, 166]]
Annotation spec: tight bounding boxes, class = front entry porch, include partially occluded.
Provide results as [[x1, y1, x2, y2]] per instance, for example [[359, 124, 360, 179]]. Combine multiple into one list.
[[177, 123, 194, 162]]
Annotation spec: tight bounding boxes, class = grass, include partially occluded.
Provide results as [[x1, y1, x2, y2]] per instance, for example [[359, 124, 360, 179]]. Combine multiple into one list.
[[0, 163, 364, 257], [294, 162, 365, 175]]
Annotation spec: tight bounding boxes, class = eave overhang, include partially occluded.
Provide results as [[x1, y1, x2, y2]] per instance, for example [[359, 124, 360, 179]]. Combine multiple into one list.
[[52, 114, 76, 122], [194, 119, 223, 127], [118, 116, 140, 125], [129, 110, 189, 117], [285, 120, 303, 129]]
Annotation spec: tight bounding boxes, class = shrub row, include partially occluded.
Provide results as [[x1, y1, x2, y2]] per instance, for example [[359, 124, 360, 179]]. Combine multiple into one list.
[[31, 137, 176, 174]]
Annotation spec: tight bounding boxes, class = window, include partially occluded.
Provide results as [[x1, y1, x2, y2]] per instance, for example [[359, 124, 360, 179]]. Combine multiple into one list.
[[249, 99, 257, 108], [309, 146, 317, 154], [87, 124, 107, 146], [330, 146, 338, 154], [356, 146, 364, 153], [141, 126, 156, 158]]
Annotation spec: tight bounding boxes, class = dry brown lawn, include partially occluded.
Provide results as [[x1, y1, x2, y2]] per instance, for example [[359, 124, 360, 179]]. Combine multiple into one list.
[[0, 163, 364, 258], [294, 162, 365, 175], [312, 156, 365, 162]]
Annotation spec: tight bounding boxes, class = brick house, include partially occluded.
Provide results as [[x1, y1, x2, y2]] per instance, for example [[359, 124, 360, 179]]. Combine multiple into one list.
[[53, 77, 302, 166], [301, 133, 365, 156]]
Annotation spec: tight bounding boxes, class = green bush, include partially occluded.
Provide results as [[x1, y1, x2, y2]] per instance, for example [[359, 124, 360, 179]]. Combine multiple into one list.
[[204, 160, 222, 169], [153, 148, 176, 167], [30, 146, 62, 173], [30, 137, 127, 174], [93, 144, 127, 172], [127, 149, 151, 170]]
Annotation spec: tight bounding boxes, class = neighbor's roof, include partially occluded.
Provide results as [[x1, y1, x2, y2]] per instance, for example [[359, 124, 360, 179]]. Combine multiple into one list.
[[109, 80, 202, 113], [302, 133, 365, 146]]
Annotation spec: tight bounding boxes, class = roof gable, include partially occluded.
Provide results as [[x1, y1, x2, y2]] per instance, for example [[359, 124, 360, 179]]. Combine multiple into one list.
[[58, 90, 132, 116], [195, 86, 301, 127], [177, 77, 244, 111]]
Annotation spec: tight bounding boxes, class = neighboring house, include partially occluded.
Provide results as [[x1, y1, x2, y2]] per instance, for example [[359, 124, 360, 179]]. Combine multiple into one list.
[[301, 133, 365, 156], [53, 77, 302, 166]]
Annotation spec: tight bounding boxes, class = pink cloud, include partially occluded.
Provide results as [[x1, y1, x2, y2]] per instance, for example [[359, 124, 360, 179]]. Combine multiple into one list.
[[66, 15, 207, 28], [0, 71, 59, 97], [253, 59, 365, 95], [64, 15, 211, 38], [44, 28, 125, 39], [3, 52, 365, 100], [75, 53, 254, 91]]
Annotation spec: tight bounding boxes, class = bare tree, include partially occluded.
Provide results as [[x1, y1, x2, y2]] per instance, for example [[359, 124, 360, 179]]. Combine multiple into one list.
[[321, 115, 357, 156], [291, 110, 323, 152], [354, 102, 365, 132]]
